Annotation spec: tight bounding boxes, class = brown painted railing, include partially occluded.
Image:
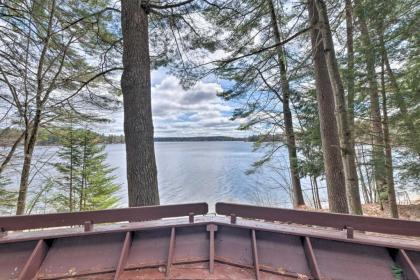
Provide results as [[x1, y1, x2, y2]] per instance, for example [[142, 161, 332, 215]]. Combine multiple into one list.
[[0, 203, 208, 231], [216, 202, 420, 237]]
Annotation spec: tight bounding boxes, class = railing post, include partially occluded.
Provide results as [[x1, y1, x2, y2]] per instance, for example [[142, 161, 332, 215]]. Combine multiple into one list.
[[189, 212, 194, 223], [230, 213, 236, 224], [84, 221, 94, 232], [0, 227, 6, 237], [345, 226, 354, 239]]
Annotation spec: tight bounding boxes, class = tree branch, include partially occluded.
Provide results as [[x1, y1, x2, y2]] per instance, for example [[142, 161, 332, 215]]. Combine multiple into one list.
[[52, 67, 123, 107], [216, 27, 311, 66], [0, 130, 25, 174], [149, 0, 195, 10]]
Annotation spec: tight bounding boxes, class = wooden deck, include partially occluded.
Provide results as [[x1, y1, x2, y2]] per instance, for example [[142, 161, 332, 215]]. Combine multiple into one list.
[[1, 203, 419, 279]]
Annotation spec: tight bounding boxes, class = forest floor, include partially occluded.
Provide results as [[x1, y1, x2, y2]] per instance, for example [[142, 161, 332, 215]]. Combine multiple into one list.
[[297, 200, 420, 241], [302, 200, 420, 220], [362, 200, 420, 220]]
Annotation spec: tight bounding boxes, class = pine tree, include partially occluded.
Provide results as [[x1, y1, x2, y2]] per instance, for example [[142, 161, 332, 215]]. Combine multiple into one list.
[[315, 0, 362, 214], [54, 129, 120, 212], [195, 0, 306, 207], [353, 0, 388, 203], [54, 128, 80, 212], [295, 90, 324, 209], [0, 176, 17, 215], [121, 0, 159, 207], [308, 0, 348, 213], [0, 0, 121, 214]]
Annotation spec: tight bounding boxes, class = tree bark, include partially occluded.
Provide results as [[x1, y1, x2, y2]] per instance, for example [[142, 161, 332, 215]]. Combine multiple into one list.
[[354, 0, 387, 202], [345, 0, 366, 208], [267, 0, 304, 207], [80, 131, 87, 212], [380, 51, 399, 218], [345, 0, 365, 209], [69, 129, 74, 212], [308, 0, 348, 213], [16, 0, 57, 215], [311, 175, 322, 209], [315, 0, 362, 214], [345, 0, 355, 131], [0, 131, 24, 174], [381, 34, 420, 155], [121, 0, 160, 206], [16, 113, 41, 215], [356, 151, 370, 204]]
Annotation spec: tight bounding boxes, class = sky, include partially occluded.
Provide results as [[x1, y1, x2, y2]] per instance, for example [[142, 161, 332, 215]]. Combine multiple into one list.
[[102, 68, 249, 137]]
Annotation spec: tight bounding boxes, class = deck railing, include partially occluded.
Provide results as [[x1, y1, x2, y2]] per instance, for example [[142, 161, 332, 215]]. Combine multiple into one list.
[[216, 202, 420, 237], [2, 202, 419, 237], [0, 202, 208, 232]]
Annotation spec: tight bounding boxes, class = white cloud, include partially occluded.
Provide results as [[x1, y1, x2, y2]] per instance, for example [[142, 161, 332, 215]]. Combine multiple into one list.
[[102, 72, 248, 137]]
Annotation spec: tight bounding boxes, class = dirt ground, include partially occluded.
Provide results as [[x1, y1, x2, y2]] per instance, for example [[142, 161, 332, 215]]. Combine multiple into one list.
[[362, 200, 420, 220], [300, 200, 420, 220]]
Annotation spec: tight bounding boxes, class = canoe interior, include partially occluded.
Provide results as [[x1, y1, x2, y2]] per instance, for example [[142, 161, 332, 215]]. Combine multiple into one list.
[[1, 202, 419, 279]]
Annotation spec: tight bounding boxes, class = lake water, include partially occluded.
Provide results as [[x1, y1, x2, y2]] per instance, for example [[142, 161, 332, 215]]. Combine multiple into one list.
[[105, 142, 322, 211], [3, 142, 327, 213], [3, 141, 418, 215]]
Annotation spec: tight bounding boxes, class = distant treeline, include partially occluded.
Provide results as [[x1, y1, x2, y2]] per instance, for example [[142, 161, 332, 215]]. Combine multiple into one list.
[[0, 128, 124, 145], [155, 136, 246, 142], [1, 128, 272, 145]]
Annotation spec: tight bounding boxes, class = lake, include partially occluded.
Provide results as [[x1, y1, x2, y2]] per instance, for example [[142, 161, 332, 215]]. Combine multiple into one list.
[[3, 141, 418, 214], [3, 142, 327, 213], [105, 142, 321, 210]]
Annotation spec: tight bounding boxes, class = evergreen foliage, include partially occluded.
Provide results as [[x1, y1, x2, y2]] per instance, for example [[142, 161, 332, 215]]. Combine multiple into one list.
[[0, 0, 418, 216], [0, 176, 17, 214], [53, 129, 120, 212]]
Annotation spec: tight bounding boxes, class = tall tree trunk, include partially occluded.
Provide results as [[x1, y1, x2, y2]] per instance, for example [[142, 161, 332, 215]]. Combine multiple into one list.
[[16, 114, 41, 215], [310, 177, 316, 208], [69, 129, 74, 212], [16, 0, 56, 215], [121, 0, 159, 206], [380, 52, 399, 218], [267, 0, 304, 207], [316, 0, 362, 214], [311, 175, 322, 209], [80, 132, 87, 211], [345, 0, 365, 209], [308, 0, 348, 213], [354, 0, 387, 202], [359, 145, 373, 203], [363, 142, 376, 203], [315, 177, 322, 209], [356, 151, 370, 204], [345, 0, 355, 130], [381, 34, 420, 155]]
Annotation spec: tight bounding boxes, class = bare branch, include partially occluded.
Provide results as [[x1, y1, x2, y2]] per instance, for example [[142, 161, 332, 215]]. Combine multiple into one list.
[[0, 130, 25, 174], [149, 0, 195, 10], [52, 67, 123, 107], [216, 27, 311, 65]]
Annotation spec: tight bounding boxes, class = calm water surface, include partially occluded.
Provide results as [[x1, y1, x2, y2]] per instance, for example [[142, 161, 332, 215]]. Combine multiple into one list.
[[4, 142, 417, 214], [106, 142, 318, 210], [4, 142, 325, 212]]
